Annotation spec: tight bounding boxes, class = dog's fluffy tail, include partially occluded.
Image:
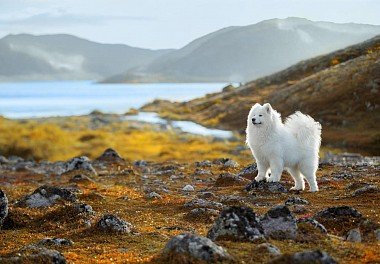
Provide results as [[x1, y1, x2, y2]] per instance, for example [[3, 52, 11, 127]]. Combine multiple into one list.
[[285, 111, 322, 149]]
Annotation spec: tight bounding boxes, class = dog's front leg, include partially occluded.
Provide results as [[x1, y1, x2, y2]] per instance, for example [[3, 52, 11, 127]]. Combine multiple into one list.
[[254, 161, 269, 182], [267, 159, 283, 182]]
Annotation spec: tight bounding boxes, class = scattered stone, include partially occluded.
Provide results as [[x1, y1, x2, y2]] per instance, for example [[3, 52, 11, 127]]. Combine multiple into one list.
[[352, 185, 379, 196], [194, 168, 212, 176], [72, 202, 95, 215], [256, 243, 281, 256], [96, 148, 124, 163], [16, 185, 77, 208], [207, 206, 264, 242], [63, 156, 97, 175], [182, 185, 195, 192], [285, 197, 310, 205], [197, 192, 217, 200], [261, 205, 297, 240], [96, 214, 133, 233], [0, 244, 66, 263], [214, 173, 249, 187], [291, 205, 308, 214], [195, 160, 212, 167], [146, 192, 162, 200], [184, 198, 225, 210], [245, 180, 288, 193], [297, 218, 327, 234], [184, 208, 220, 222], [346, 228, 362, 242], [345, 182, 370, 190], [237, 164, 258, 180], [69, 174, 95, 184], [375, 229, 380, 241], [162, 233, 233, 263], [213, 158, 239, 168], [0, 189, 8, 228], [270, 249, 337, 264], [37, 238, 74, 247], [0, 156, 9, 164], [134, 160, 148, 167]]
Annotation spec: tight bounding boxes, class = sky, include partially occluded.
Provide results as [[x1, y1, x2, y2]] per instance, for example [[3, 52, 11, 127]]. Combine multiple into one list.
[[1, 0, 380, 49]]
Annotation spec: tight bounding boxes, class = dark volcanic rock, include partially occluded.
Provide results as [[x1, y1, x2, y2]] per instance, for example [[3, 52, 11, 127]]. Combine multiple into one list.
[[207, 206, 265, 242], [96, 214, 133, 233], [285, 197, 310, 205], [261, 205, 298, 240], [245, 180, 287, 193], [162, 233, 233, 263], [96, 148, 124, 163], [0, 189, 8, 228], [16, 185, 77, 208], [270, 249, 337, 264], [237, 163, 258, 180], [214, 173, 249, 187], [0, 244, 66, 263], [37, 238, 74, 247], [184, 198, 225, 210]]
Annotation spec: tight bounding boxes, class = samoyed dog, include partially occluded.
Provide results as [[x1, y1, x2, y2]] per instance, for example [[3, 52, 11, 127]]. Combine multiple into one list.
[[246, 103, 322, 192]]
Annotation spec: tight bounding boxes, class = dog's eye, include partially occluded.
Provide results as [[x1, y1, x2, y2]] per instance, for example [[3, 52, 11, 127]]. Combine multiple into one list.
[[259, 115, 262, 117]]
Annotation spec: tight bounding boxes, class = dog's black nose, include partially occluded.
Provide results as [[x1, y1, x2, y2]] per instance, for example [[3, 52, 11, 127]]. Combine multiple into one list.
[[252, 118, 256, 123]]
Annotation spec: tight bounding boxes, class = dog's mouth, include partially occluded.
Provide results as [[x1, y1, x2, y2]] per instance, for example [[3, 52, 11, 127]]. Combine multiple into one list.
[[252, 121, 262, 125]]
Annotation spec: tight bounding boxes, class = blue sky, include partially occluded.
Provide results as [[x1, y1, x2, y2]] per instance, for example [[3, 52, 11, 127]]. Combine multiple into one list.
[[1, 0, 379, 49]]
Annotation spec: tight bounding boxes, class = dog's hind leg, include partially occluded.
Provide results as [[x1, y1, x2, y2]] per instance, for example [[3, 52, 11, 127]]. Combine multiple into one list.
[[287, 168, 305, 191], [300, 162, 319, 192]]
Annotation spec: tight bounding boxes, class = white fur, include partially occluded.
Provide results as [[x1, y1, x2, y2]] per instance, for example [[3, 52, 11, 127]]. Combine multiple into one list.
[[246, 103, 322, 192]]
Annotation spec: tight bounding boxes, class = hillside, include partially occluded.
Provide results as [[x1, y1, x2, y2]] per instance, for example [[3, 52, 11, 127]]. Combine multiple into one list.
[[142, 36, 380, 154], [0, 34, 172, 81], [103, 18, 380, 83]]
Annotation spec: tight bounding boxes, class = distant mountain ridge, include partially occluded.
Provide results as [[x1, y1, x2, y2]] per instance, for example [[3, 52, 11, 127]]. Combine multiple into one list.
[[0, 34, 172, 81], [104, 17, 380, 83]]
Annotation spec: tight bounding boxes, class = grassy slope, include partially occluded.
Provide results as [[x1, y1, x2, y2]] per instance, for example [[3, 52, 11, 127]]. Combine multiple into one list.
[[142, 36, 380, 154]]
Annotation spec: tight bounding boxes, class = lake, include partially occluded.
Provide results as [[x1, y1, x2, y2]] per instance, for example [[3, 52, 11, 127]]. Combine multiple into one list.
[[0, 81, 229, 118]]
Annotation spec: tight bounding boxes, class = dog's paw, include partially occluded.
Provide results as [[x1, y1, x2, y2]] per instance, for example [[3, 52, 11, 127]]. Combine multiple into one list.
[[266, 176, 279, 183], [254, 175, 266, 182], [290, 186, 304, 191]]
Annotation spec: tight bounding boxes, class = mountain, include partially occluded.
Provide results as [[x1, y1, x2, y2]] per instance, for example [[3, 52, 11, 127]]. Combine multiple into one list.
[[142, 36, 380, 154], [104, 18, 380, 83], [0, 34, 172, 81]]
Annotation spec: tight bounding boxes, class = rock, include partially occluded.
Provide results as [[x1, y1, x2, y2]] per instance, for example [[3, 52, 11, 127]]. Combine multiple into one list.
[[0, 156, 9, 164], [96, 148, 124, 163], [37, 238, 74, 247], [195, 160, 212, 167], [184, 198, 225, 210], [184, 208, 220, 222], [352, 185, 379, 196], [194, 168, 212, 176], [17, 185, 77, 208], [261, 205, 297, 240], [162, 233, 233, 263], [207, 206, 264, 242], [134, 160, 148, 167], [63, 156, 97, 175], [245, 180, 287, 193], [285, 197, 310, 205], [197, 192, 217, 200], [213, 158, 239, 168], [96, 214, 133, 233], [375, 229, 380, 241], [346, 228, 362, 242], [0, 189, 8, 228], [69, 174, 95, 184], [270, 250, 337, 264], [256, 243, 281, 256], [214, 173, 249, 187], [291, 205, 308, 214], [0, 244, 66, 263], [72, 202, 95, 215], [297, 218, 327, 234], [182, 185, 195, 192], [237, 164, 258, 180], [146, 192, 162, 200]]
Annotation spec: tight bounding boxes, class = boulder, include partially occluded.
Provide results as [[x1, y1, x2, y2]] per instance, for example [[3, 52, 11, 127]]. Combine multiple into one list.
[[96, 148, 124, 163], [270, 250, 337, 264], [162, 233, 233, 263], [237, 164, 258, 180], [96, 214, 133, 233], [214, 173, 249, 187], [184, 208, 220, 222], [184, 198, 225, 210], [245, 180, 287, 193], [261, 205, 297, 240], [0, 244, 66, 263], [285, 197, 310, 205], [207, 206, 265, 242], [63, 156, 97, 175], [345, 228, 362, 242], [37, 238, 74, 247]]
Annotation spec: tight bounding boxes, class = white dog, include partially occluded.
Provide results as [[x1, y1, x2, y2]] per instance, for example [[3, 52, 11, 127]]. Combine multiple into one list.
[[246, 103, 322, 192]]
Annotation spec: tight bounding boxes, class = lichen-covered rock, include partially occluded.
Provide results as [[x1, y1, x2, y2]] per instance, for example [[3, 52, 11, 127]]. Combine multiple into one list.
[[207, 206, 265, 242], [261, 205, 297, 240], [213, 158, 239, 168], [214, 173, 249, 187], [146, 192, 162, 200], [195, 160, 212, 167], [270, 250, 337, 264], [0, 244, 66, 263], [346, 228, 362, 242], [96, 148, 124, 163], [184, 208, 220, 222], [16, 185, 77, 208], [162, 233, 233, 263], [237, 163, 258, 180], [245, 180, 287, 193], [37, 238, 74, 247], [69, 174, 95, 184], [285, 197, 310, 205], [182, 185, 195, 192], [184, 198, 225, 210], [96, 214, 133, 233], [63, 156, 97, 175], [297, 218, 327, 234], [133, 160, 148, 167], [0, 189, 8, 228], [352, 185, 379, 196], [256, 243, 281, 256]]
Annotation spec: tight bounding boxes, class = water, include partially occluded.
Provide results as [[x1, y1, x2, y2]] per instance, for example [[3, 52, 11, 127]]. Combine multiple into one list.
[[125, 112, 233, 138], [0, 80, 233, 138], [0, 81, 229, 118]]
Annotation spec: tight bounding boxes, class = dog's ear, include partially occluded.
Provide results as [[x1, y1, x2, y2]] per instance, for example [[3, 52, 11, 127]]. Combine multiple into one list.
[[263, 103, 272, 114]]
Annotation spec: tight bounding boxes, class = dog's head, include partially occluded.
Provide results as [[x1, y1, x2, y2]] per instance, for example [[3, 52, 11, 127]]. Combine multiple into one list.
[[247, 103, 273, 127]]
